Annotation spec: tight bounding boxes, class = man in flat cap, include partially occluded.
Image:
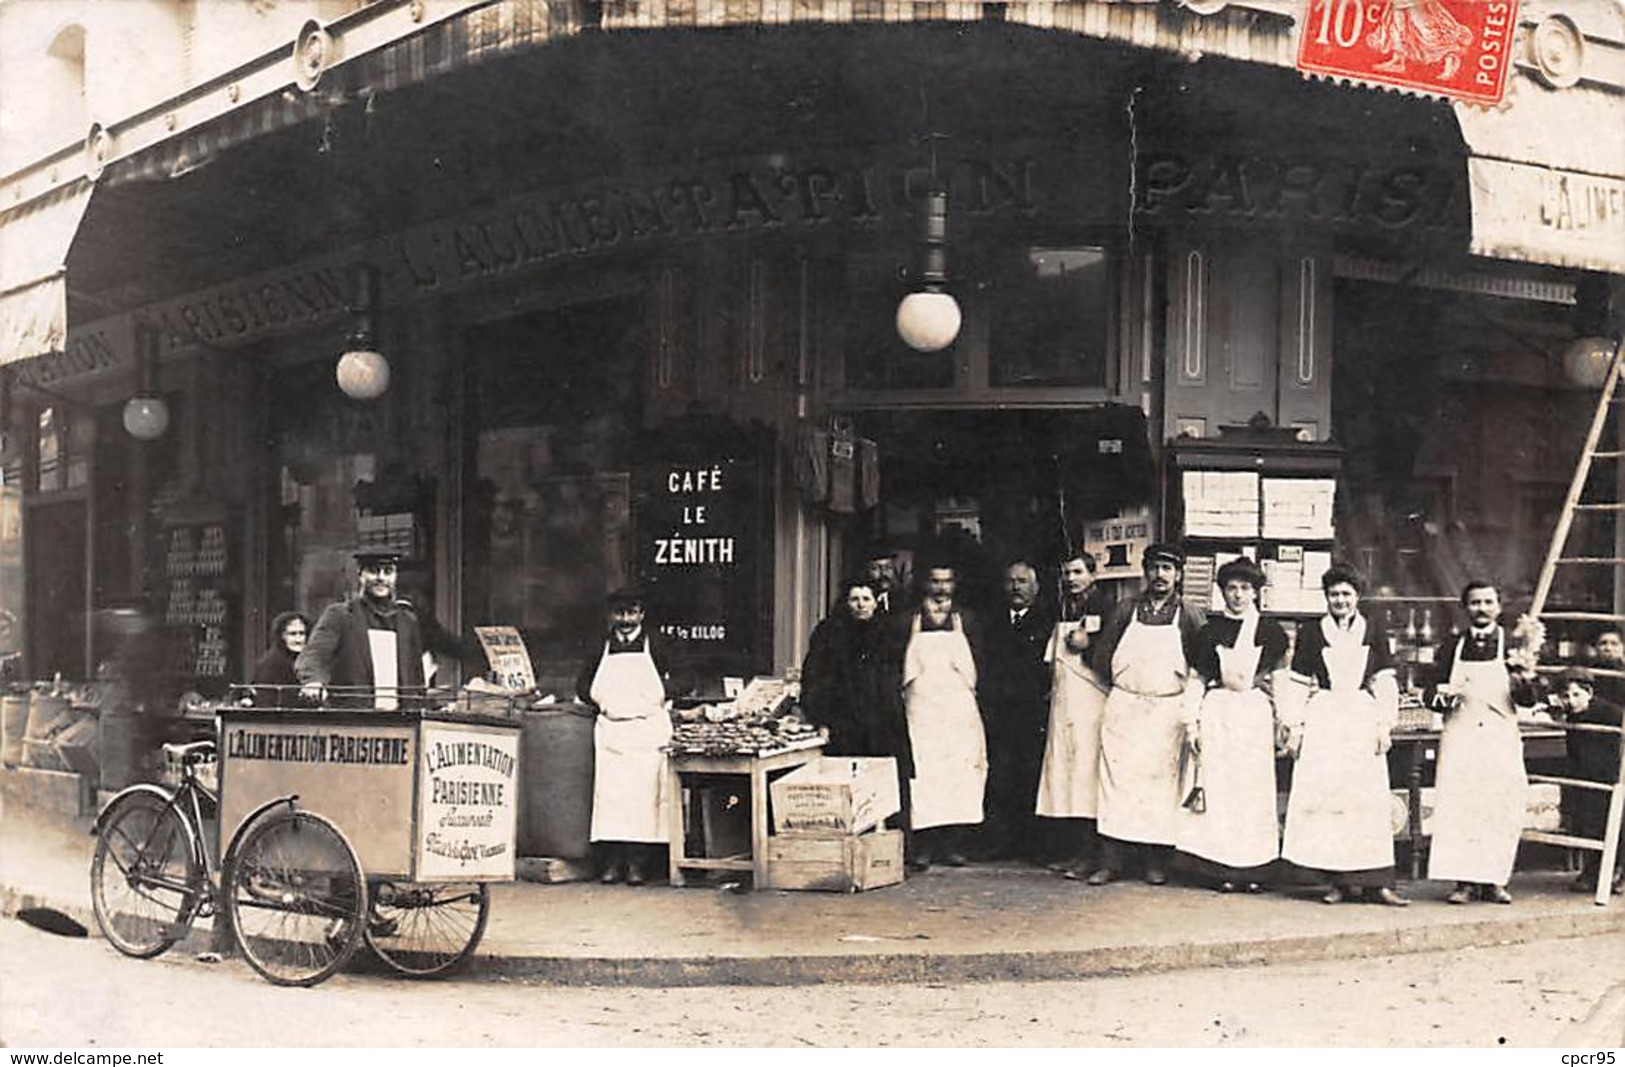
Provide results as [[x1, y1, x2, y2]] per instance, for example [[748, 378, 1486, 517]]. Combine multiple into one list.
[[576, 587, 676, 885], [297, 547, 435, 709], [1084, 541, 1205, 886]]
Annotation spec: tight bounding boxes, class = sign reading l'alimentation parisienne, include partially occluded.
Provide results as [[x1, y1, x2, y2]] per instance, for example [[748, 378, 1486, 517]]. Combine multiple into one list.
[[1296, 0, 1518, 106]]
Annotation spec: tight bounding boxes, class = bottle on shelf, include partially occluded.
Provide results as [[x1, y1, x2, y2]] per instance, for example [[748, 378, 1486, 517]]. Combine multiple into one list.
[[1416, 607, 1436, 668]]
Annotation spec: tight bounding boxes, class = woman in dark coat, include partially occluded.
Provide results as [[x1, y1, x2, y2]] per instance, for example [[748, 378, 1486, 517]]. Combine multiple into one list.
[[799, 576, 914, 850], [248, 611, 308, 704]]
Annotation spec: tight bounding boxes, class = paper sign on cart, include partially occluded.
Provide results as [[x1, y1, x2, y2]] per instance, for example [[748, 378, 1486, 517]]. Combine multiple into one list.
[[475, 626, 536, 692]]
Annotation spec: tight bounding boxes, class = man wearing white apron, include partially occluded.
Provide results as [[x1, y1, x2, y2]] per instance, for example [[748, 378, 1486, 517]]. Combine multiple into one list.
[[1085, 542, 1205, 887], [1036, 551, 1110, 876], [576, 588, 673, 886], [902, 563, 987, 870], [1427, 581, 1533, 905]]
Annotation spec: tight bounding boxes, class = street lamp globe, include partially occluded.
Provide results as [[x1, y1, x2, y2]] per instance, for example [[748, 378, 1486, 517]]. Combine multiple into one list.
[[1563, 335, 1619, 390], [895, 289, 962, 353], [337, 348, 390, 400], [122, 396, 170, 440]]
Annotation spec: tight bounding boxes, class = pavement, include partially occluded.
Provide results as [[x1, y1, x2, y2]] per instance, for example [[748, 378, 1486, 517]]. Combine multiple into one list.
[[5, 786, 1625, 988]]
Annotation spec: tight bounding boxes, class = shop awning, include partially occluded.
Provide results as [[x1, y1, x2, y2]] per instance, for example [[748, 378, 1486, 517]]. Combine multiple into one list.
[[1455, 82, 1625, 275], [0, 181, 94, 368]]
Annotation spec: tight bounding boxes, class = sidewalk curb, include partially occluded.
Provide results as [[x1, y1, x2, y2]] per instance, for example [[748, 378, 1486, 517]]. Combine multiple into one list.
[[14, 879, 1622, 987]]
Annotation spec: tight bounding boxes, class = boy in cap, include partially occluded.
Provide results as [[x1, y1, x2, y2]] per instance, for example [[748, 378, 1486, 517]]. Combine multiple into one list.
[[297, 548, 436, 709]]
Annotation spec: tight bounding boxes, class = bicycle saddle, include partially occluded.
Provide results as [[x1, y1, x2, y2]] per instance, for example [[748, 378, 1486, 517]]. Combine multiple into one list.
[[162, 739, 216, 763]]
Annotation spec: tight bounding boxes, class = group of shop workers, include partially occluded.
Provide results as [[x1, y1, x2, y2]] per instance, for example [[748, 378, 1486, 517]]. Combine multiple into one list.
[[276, 544, 1623, 899], [792, 542, 1625, 903]]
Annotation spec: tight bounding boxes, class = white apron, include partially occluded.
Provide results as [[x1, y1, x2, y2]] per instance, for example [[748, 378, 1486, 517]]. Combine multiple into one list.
[[1177, 625, 1280, 869], [904, 614, 987, 830], [1426, 633, 1526, 885], [1281, 634, 1396, 872], [1036, 622, 1108, 818], [588, 641, 672, 843], [1097, 613, 1190, 846]]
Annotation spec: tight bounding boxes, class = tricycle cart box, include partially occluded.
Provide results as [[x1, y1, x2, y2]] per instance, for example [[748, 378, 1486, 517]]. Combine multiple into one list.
[[218, 709, 519, 882]]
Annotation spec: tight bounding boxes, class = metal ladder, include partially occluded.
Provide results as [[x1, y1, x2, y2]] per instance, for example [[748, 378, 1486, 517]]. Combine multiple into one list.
[[1524, 337, 1625, 906]]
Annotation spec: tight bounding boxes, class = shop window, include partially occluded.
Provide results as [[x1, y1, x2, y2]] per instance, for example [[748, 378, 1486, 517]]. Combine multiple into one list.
[[988, 246, 1110, 388], [34, 405, 90, 494], [462, 297, 643, 693]]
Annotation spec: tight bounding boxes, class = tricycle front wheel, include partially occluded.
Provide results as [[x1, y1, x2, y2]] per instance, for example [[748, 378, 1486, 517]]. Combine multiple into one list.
[[364, 880, 491, 977], [227, 809, 367, 987]]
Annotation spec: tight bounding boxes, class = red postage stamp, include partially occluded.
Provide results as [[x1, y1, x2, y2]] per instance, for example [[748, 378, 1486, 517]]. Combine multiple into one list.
[[1296, 0, 1520, 105]]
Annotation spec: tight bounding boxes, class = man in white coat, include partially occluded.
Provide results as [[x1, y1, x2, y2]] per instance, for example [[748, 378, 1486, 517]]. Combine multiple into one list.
[[1426, 580, 1537, 905], [576, 588, 676, 886]]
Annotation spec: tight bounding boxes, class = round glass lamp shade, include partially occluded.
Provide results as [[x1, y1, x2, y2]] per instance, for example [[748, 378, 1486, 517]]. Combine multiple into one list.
[[1563, 335, 1619, 389], [895, 289, 962, 353], [336, 348, 390, 400], [122, 396, 170, 440]]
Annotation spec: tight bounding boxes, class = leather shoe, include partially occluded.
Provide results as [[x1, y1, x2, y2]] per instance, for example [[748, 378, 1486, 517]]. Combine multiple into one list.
[[1244, 882, 1265, 894], [1144, 867, 1168, 886], [1217, 881, 1237, 894], [1085, 868, 1115, 886], [625, 864, 647, 887], [1321, 886, 1345, 905], [1484, 884, 1513, 905], [907, 857, 931, 873], [599, 864, 625, 885], [1445, 886, 1472, 905], [1373, 887, 1410, 908], [940, 851, 969, 868]]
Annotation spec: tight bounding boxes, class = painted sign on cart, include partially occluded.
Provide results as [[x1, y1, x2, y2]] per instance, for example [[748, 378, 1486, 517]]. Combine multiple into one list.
[[1296, 0, 1518, 105], [220, 720, 417, 877], [414, 721, 520, 882]]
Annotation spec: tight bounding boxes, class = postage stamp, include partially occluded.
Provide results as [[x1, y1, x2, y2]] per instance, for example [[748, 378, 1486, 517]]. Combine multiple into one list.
[[1296, 0, 1520, 105]]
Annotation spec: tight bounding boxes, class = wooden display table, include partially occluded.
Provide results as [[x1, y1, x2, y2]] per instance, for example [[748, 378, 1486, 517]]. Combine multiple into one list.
[[666, 740, 824, 888]]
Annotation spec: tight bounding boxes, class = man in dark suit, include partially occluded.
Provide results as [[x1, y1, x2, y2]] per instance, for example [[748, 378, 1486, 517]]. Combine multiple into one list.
[[979, 559, 1057, 862], [297, 547, 433, 708]]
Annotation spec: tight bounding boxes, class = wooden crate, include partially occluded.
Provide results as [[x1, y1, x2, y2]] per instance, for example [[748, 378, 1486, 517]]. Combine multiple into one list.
[[764, 829, 904, 892]]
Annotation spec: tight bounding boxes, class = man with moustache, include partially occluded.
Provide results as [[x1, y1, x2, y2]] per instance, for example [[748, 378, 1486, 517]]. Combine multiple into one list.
[[1426, 580, 1539, 905], [297, 548, 435, 710], [980, 560, 1057, 862], [1084, 542, 1204, 886]]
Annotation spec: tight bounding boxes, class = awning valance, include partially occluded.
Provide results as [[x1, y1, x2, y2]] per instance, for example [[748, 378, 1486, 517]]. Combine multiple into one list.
[[0, 181, 94, 368], [1456, 81, 1625, 275]]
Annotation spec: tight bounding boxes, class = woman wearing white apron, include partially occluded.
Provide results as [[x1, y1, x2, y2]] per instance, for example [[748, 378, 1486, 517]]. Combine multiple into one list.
[[1036, 552, 1110, 876], [1280, 564, 1409, 906], [1085, 542, 1205, 887], [902, 564, 987, 870], [1426, 581, 1532, 905], [576, 589, 673, 886], [1176, 558, 1289, 893]]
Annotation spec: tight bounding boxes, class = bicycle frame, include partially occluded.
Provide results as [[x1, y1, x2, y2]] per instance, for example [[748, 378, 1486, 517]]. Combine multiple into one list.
[[92, 778, 214, 917], [93, 765, 303, 915]]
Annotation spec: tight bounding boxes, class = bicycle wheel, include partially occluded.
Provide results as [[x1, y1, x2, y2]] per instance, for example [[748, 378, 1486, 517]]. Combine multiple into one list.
[[365, 880, 491, 977], [227, 809, 367, 987], [90, 792, 202, 959]]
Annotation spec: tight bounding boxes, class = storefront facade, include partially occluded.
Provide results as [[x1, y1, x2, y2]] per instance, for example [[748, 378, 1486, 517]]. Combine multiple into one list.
[[2, 0, 1621, 701]]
